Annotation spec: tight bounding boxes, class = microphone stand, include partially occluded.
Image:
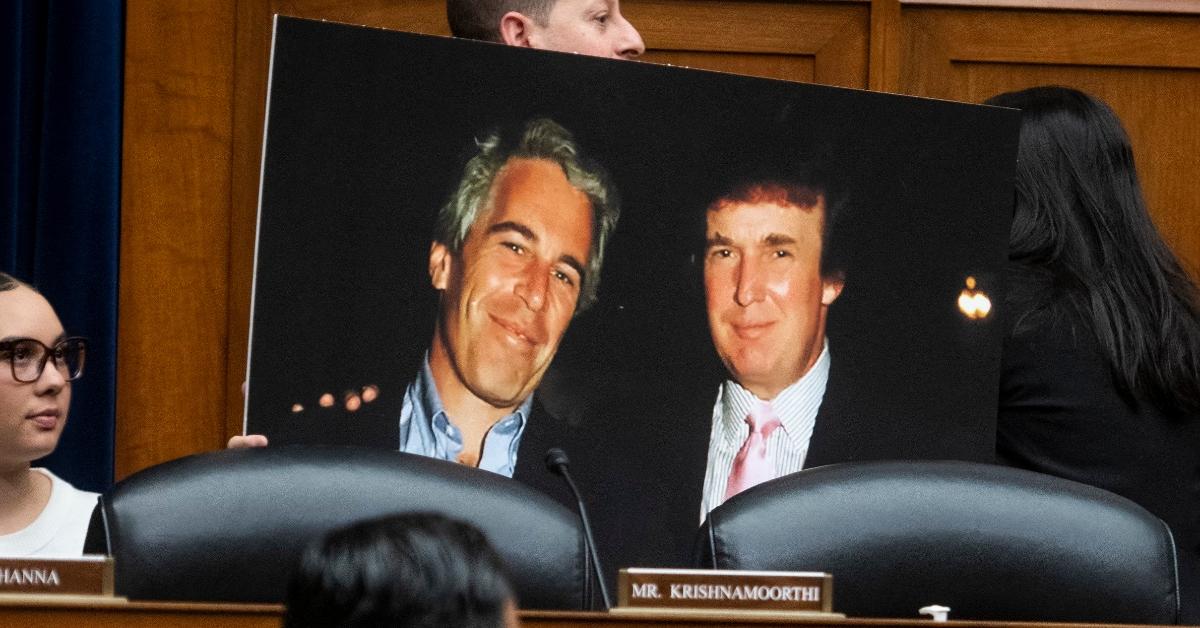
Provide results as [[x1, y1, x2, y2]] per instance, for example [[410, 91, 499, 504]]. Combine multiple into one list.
[[545, 448, 612, 610]]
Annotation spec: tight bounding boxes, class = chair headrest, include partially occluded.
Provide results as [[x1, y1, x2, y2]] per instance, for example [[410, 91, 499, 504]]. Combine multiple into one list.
[[95, 446, 587, 609], [698, 460, 1180, 623]]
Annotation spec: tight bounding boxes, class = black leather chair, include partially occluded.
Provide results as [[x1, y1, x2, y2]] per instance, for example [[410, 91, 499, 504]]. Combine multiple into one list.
[[84, 447, 587, 609], [695, 460, 1182, 623]]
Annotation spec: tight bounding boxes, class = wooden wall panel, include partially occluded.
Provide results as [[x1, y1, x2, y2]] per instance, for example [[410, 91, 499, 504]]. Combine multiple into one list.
[[123, 1, 450, 478], [119, 1, 237, 478], [895, 5, 1200, 275], [628, 1, 869, 86]]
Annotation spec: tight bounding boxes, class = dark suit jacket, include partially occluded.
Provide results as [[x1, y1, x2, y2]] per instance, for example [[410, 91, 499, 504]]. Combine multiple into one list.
[[510, 355, 872, 592], [512, 391, 708, 593]]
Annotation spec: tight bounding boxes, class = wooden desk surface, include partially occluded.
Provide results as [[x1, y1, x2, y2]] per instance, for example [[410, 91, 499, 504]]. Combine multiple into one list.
[[0, 597, 281, 627], [0, 598, 1184, 628]]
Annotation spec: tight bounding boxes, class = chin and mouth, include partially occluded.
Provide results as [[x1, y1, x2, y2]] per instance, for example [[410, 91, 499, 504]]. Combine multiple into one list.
[[477, 321, 550, 386], [26, 413, 60, 431], [718, 323, 784, 373], [727, 320, 777, 341], [470, 366, 542, 408], [489, 314, 547, 353]]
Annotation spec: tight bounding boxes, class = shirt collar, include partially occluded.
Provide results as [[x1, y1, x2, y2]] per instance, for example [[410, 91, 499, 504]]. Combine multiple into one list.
[[716, 339, 831, 449], [411, 353, 533, 446], [499, 395, 534, 433], [413, 355, 447, 422]]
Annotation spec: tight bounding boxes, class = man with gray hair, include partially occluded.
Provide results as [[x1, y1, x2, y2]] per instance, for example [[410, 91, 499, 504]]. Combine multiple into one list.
[[447, 0, 644, 60], [415, 117, 618, 474], [232, 118, 619, 479]]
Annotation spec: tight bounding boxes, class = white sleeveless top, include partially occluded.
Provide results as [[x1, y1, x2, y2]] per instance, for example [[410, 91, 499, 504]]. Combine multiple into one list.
[[0, 468, 99, 557]]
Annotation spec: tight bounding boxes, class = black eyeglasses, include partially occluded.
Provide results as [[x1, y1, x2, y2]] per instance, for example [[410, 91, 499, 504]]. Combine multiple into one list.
[[0, 337, 87, 383]]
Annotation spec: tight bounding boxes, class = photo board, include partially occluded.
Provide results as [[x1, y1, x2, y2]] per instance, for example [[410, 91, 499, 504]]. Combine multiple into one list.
[[248, 15, 1019, 588]]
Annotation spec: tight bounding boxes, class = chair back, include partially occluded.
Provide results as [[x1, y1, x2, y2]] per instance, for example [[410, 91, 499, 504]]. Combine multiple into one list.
[[696, 460, 1181, 623], [86, 447, 587, 609]]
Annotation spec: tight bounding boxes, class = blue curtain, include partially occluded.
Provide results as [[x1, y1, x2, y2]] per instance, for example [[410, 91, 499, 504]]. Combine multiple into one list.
[[1, 1, 123, 491]]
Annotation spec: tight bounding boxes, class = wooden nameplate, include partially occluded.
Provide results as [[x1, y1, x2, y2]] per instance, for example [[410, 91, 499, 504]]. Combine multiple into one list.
[[0, 556, 115, 598], [617, 567, 838, 615]]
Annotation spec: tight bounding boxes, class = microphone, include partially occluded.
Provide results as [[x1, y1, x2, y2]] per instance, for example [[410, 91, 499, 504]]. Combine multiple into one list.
[[545, 447, 612, 611]]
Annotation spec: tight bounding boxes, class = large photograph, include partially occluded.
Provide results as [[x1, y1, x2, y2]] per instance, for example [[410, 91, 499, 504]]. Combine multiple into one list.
[[247, 16, 1019, 583]]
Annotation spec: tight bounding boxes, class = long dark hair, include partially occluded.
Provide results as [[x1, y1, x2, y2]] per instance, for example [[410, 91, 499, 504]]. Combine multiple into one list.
[[986, 86, 1200, 415]]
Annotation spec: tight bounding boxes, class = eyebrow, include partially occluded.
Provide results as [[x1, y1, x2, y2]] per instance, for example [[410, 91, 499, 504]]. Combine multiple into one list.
[[705, 233, 799, 248], [706, 233, 733, 248], [560, 254, 586, 280], [489, 221, 587, 279], [488, 221, 536, 242], [0, 334, 67, 344], [763, 233, 798, 247]]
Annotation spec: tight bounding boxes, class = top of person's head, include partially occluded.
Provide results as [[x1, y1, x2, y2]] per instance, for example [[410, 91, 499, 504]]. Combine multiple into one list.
[[0, 272, 31, 293], [447, 0, 644, 59], [705, 163, 848, 282], [985, 85, 1200, 414], [284, 512, 516, 628], [448, 0, 551, 42], [434, 117, 619, 313]]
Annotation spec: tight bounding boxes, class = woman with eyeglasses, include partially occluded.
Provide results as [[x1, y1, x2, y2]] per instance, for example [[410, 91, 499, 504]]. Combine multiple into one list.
[[0, 272, 95, 556]]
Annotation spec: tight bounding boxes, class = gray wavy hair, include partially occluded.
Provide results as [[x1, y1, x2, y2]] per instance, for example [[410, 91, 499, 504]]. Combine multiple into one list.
[[434, 118, 619, 313]]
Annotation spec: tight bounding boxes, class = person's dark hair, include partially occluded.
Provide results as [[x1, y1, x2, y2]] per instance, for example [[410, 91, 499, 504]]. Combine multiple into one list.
[[0, 272, 32, 293], [704, 165, 848, 282], [435, 117, 619, 313], [986, 85, 1200, 414], [447, 0, 554, 43], [284, 512, 515, 628]]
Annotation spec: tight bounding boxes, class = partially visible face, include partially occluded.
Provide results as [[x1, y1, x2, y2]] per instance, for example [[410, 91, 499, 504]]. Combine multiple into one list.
[[430, 158, 594, 410], [0, 286, 71, 470], [528, 0, 645, 59], [704, 200, 844, 400]]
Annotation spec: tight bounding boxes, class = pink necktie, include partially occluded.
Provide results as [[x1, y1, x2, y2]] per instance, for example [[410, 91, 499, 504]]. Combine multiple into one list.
[[724, 402, 782, 501]]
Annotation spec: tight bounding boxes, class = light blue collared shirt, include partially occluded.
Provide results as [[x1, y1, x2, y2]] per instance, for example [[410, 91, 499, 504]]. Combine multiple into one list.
[[398, 357, 530, 477]]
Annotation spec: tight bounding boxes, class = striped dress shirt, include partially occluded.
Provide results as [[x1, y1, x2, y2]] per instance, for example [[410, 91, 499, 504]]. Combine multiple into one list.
[[700, 341, 831, 521]]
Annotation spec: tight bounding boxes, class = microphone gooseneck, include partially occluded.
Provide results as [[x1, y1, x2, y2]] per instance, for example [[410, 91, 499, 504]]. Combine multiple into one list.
[[703, 496, 719, 570], [544, 447, 612, 611]]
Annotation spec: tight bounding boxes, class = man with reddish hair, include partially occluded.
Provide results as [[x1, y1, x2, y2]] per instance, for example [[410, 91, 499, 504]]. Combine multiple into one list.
[[699, 174, 846, 512]]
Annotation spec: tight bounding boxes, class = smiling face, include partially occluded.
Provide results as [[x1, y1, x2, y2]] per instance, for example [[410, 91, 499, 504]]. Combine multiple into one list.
[[704, 199, 844, 400], [429, 158, 594, 415], [0, 285, 71, 471], [522, 0, 645, 59]]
